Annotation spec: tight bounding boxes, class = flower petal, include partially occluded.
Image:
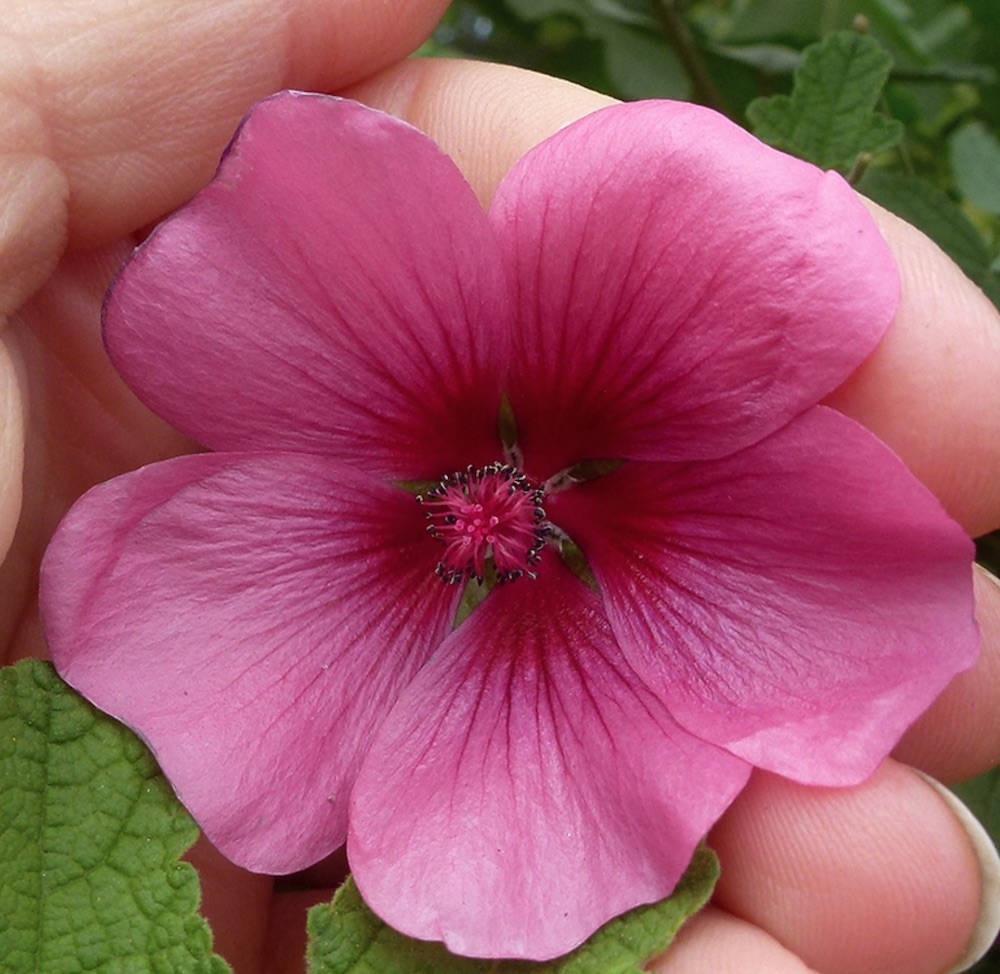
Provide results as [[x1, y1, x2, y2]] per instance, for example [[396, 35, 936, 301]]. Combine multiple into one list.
[[491, 100, 898, 476], [104, 92, 510, 479], [40, 452, 458, 872], [349, 554, 750, 960], [549, 407, 977, 785]]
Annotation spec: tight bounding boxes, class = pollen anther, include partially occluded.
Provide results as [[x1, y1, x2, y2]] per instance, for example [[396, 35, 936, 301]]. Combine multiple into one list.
[[418, 462, 549, 585]]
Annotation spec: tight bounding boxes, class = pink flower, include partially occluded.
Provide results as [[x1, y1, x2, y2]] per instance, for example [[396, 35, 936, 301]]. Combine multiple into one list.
[[40, 92, 977, 960]]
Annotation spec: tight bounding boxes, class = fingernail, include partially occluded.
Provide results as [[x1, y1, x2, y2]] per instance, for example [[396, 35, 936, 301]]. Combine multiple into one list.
[[914, 771, 1000, 973], [975, 561, 1000, 592]]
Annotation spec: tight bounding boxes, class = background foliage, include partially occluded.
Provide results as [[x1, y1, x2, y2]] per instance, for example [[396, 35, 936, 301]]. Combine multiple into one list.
[[428, 1, 1000, 969]]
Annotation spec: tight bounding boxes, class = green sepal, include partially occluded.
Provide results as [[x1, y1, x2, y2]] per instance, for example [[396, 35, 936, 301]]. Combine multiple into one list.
[[747, 30, 903, 171], [0, 659, 230, 974], [306, 846, 718, 974]]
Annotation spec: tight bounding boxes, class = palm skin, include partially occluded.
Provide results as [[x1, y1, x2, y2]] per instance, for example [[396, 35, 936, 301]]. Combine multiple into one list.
[[3, 4, 1000, 973]]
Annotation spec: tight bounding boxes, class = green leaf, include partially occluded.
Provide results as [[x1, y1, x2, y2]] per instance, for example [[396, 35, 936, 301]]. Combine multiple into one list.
[[854, 0, 931, 65], [704, 41, 803, 76], [499, 0, 679, 100], [306, 847, 718, 974], [858, 168, 1000, 308], [598, 21, 689, 101], [949, 121, 1000, 215], [503, 0, 586, 23], [726, 0, 828, 44], [588, 0, 658, 31], [915, 3, 972, 56], [746, 30, 904, 171], [0, 660, 229, 974]]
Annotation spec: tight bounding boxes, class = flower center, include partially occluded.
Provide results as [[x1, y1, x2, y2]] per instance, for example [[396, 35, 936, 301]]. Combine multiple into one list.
[[417, 463, 549, 585]]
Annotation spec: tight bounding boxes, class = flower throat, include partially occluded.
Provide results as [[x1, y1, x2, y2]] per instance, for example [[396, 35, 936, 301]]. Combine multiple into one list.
[[417, 462, 548, 585]]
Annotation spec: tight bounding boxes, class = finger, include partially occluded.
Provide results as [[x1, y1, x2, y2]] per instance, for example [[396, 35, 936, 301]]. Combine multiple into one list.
[[827, 202, 1000, 536], [894, 565, 1000, 782], [649, 907, 817, 974], [185, 835, 273, 974], [0, 341, 24, 565], [0, 129, 67, 321], [4, 0, 450, 255], [348, 58, 1000, 537], [263, 890, 331, 974], [0, 243, 191, 662], [709, 760, 983, 974], [344, 58, 616, 207]]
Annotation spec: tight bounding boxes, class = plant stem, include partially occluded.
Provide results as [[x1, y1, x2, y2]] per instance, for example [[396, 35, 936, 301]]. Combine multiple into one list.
[[650, 0, 725, 111], [845, 151, 872, 186]]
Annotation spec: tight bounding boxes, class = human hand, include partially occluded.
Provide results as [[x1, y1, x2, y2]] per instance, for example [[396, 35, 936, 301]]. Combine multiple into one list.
[[4, 4, 1000, 974]]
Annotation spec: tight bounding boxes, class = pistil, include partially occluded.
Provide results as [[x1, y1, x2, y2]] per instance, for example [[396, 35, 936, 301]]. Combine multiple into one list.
[[418, 463, 549, 584]]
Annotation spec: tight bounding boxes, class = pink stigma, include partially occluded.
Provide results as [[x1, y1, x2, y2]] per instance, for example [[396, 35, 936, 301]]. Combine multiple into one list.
[[418, 463, 549, 585]]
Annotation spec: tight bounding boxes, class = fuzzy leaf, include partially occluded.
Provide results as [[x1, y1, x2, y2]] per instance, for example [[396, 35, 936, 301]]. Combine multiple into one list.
[[306, 847, 718, 974], [0, 660, 229, 974], [949, 121, 1000, 215], [747, 30, 903, 171]]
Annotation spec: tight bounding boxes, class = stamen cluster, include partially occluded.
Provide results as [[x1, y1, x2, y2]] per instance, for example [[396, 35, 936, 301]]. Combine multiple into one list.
[[418, 462, 549, 585]]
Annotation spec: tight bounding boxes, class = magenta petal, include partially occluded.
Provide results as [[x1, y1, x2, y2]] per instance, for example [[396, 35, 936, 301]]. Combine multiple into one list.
[[348, 554, 750, 960], [105, 92, 510, 479], [492, 101, 898, 476], [550, 407, 977, 785], [40, 453, 459, 872]]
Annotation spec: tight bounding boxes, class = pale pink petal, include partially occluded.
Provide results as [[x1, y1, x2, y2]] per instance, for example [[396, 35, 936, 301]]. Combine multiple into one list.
[[491, 101, 898, 477], [105, 92, 510, 479], [549, 407, 977, 785], [40, 452, 459, 872], [349, 554, 750, 960]]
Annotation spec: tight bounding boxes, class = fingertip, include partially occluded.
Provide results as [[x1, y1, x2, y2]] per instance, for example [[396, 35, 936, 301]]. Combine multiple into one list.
[[264, 889, 333, 974], [710, 761, 981, 974], [826, 202, 1000, 537], [185, 834, 273, 974], [649, 907, 818, 974], [910, 773, 1000, 974], [0, 341, 24, 566], [894, 565, 1000, 782], [287, 0, 452, 94], [344, 58, 616, 204]]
